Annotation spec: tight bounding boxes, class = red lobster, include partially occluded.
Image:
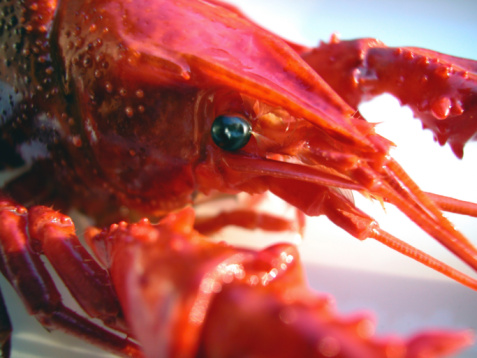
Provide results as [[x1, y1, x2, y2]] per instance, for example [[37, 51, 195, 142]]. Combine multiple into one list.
[[0, 0, 476, 357]]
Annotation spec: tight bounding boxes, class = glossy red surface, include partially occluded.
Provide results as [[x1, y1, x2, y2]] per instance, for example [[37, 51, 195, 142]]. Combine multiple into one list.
[[1, 0, 477, 357]]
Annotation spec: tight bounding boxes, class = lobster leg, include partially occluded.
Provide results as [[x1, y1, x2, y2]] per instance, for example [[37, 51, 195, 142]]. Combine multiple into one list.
[[194, 209, 302, 236], [26, 205, 128, 331], [0, 198, 141, 357], [299, 36, 477, 158], [0, 290, 11, 358]]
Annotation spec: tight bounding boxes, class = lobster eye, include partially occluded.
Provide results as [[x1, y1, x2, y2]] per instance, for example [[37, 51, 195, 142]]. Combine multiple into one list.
[[211, 115, 252, 151]]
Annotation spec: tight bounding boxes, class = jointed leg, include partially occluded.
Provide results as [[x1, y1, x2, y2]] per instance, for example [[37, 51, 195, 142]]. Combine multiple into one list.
[[0, 197, 141, 357], [195, 208, 303, 236], [0, 290, 11, 358]]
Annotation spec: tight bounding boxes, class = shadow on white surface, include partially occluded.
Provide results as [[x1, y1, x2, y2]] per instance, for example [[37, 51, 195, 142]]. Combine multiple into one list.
[[306, 263, 477, 358]]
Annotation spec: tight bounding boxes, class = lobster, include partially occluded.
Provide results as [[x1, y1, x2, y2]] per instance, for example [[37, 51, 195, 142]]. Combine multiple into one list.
[[0, 0, 476, 357]]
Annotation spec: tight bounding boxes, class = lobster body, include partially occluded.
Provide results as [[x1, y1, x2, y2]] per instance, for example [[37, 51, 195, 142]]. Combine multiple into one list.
[[1, 0, 477, 357]]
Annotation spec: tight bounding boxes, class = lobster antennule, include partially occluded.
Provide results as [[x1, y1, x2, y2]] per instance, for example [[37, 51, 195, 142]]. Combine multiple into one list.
[[370, 228, 477, 290], [380, 159, 477, 269]]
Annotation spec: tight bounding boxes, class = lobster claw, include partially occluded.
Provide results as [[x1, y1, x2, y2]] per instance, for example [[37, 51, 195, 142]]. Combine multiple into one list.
[[86, 208, 302, 357], [300, 37, 477, 158], [86, 208, 474, 358], [86, 208, 213, 358]]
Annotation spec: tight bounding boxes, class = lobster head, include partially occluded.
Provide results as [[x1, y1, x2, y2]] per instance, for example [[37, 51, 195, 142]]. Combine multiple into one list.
[[57, 0, 392, 216]]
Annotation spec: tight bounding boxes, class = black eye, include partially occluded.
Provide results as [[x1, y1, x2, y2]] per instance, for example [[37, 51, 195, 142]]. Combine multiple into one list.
[[211, 115, 252, 151]]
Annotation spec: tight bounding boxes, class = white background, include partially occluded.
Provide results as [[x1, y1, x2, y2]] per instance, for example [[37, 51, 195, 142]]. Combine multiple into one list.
[[2, 0, 477, 357]]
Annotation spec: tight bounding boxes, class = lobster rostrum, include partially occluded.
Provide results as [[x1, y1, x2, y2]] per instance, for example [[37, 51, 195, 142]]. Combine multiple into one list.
[[0, 0, 476, 357]]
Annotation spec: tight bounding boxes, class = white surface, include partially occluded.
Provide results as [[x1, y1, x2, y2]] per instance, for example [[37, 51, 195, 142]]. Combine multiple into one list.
[[1, 0, 477, 357]]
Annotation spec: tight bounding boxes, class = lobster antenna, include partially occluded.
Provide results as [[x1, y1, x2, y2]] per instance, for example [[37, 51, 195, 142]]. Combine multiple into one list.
[[423, 192, 477, 217], [370, 227, 477, 290], [379, 158, 477, 273], [322, 187, 477, 290]]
